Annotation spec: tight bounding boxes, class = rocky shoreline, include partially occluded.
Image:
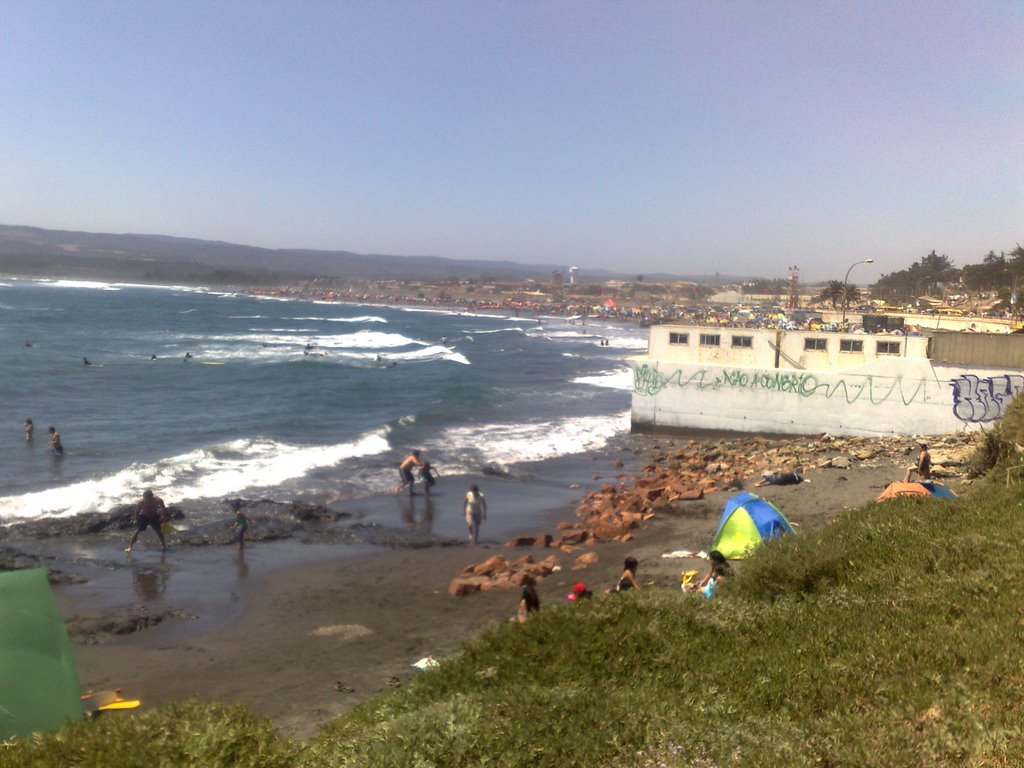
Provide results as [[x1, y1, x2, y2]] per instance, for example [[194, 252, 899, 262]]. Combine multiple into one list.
[[446, 431, 978, 595]]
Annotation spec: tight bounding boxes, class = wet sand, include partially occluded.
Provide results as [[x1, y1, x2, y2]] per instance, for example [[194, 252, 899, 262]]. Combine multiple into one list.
[[52, 438, 930, 740]]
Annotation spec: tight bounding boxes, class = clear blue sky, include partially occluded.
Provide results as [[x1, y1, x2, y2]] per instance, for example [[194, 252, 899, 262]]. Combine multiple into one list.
[[1, 1, 1021, 281]]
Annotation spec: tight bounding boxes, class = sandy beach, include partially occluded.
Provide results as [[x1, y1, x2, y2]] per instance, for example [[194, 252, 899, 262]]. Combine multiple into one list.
[[38, 433, 958, 740]]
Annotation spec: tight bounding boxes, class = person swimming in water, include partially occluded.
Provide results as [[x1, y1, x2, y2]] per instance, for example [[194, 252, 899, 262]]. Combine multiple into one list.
[[23, 418, 33, 442], [83, 357, 92, 366], [48, 426, 63, 455]]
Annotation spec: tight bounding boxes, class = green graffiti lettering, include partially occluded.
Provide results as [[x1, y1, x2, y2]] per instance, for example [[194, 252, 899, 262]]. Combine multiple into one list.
[[632, 364, 928, 407]]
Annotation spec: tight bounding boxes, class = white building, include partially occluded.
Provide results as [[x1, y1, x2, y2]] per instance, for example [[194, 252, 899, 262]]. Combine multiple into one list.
[[631, 325, 1024, 437]]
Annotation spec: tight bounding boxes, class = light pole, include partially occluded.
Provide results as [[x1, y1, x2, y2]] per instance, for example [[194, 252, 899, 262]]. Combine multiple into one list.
[[841, 258, 875, 326]]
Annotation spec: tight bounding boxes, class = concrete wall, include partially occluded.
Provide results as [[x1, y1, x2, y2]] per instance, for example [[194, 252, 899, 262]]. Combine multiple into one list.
[[631, 356, 1024, 438]]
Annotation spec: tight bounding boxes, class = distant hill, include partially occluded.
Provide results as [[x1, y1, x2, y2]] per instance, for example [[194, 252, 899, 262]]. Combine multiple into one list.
[[0, 225, 636, 285]]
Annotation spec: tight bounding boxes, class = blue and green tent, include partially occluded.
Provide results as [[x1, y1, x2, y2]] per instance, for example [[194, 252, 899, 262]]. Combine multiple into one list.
[[710, 492, 796, 559]]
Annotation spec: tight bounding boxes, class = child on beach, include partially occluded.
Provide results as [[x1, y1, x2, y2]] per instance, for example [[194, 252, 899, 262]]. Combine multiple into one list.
[[613, 557, 641, 593], [418, 462, 440, 494], [231, 502, 250, 550], [517, 579, 540, 622]]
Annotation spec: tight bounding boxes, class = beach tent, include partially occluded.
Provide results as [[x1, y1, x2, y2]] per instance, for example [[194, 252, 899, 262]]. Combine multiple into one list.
[[0, 568, 83, 740], [876, 481, 957, 503], [710, 492, 796, 560]]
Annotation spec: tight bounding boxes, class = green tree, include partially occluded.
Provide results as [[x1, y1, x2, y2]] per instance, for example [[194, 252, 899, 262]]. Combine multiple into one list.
[[817, 280, 845, 308]]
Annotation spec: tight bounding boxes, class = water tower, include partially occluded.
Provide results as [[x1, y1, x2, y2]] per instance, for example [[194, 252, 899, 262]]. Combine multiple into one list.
[[569, 266, 579, 286]]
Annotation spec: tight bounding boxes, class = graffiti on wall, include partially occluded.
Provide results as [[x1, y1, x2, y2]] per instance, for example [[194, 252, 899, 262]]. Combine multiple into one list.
[[949, 374, 1024, 424], [633, 364, 928, 406]]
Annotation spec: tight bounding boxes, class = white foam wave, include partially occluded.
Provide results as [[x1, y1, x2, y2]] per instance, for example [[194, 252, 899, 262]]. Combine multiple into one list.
[[0, 430, 392, 519], [464, 327, 527, 335], [436, 411, 629, 470], [572, 368, 634, 390], [46, 279, 121, 291], [388, 345, 470, 365], [288, 315, 387, 325], [606, 336, 648, 350]]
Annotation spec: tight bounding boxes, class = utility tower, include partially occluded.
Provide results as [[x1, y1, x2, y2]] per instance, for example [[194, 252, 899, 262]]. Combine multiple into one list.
[[787, 266, 800, 308]]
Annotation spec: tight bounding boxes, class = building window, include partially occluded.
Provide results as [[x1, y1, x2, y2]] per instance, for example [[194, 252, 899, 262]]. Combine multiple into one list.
[[699, 334, 720, 347], [668, 332, 689, 345], [876, 341, 901, 355], [731, 335, 753, 348], [804, 338, 827, 351], [839, 339, 864, 353]]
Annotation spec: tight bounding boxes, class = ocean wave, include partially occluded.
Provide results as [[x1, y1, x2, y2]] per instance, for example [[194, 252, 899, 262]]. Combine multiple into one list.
[[434, 411, 630, 471], [572, 368, 634, 390], [0, 430, 392, 519]]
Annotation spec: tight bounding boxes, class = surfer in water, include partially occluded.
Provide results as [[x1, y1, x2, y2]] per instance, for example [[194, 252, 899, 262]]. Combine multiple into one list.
[[125, 489, 168, 553], [47, 426, 63, 455], [83, 357, 92, 366]]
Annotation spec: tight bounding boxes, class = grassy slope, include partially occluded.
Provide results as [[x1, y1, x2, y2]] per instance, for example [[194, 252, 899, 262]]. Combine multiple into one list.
[[6, 471, 1024, 766]]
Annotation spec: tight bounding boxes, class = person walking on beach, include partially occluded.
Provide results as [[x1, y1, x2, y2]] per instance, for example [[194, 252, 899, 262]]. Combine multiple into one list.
[[395, 450, 425, 495], [125, 489, 168, 552], [464, 484, 487, 544], [230, 501, 250, 550], [23, 418, 33, 442], [47, 426, 63, 455], [903, 443, 932, 482]]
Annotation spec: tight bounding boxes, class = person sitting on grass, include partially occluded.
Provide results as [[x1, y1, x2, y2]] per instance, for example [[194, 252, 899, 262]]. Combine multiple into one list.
[[613, 556, 641, 593], [689, 550, 730, 598], [903, 443, 932, 483], [516, 579, 541, 623]]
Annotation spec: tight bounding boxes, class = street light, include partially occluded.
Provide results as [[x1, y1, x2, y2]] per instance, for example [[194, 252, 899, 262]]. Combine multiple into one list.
[[841, 258, 875, 326]]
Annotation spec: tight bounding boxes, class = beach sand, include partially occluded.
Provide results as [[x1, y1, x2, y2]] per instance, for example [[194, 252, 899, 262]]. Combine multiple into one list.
[[51, 437, 937, 740]]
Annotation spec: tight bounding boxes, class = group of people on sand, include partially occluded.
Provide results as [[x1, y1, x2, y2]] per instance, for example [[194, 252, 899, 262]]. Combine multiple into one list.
[[516, 551, 732, 623], [396, 450, 488, 544], [23, 419, 63, 455]]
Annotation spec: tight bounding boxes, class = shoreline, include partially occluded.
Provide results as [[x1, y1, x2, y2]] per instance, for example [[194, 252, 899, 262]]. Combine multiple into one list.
[[30, 431, 972, 739]]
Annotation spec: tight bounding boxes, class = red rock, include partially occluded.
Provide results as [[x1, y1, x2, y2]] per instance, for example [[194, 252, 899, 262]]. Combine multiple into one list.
[[472, 555, 508, 577], [576, 552, 599, 565], [448, 577, 483, 597], [504, 536, 537, 548]]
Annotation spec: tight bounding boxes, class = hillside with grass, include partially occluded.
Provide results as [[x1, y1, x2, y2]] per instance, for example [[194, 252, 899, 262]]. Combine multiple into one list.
[[6, 414, 1024, 766]]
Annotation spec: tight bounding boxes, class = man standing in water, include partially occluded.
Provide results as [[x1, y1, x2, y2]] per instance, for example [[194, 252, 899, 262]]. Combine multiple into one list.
[[395, 450, 425, 495], [125, 489, 168, 552], [47, 426, 63, 455], [464, 484, 487, 544]]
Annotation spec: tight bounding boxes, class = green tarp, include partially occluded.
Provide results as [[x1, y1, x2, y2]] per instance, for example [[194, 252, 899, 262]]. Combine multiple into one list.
[[0, 568, 82, 741]]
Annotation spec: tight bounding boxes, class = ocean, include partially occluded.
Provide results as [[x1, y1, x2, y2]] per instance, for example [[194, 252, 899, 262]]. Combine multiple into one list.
[[0, 278, 642, 522]]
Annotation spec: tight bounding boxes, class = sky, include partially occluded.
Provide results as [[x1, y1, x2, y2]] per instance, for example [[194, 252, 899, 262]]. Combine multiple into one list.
[[1, 1, 1021, 282]]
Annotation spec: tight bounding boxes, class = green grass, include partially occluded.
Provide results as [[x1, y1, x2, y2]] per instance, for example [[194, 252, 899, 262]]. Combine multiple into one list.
[[6, 486, 1024, 767]]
